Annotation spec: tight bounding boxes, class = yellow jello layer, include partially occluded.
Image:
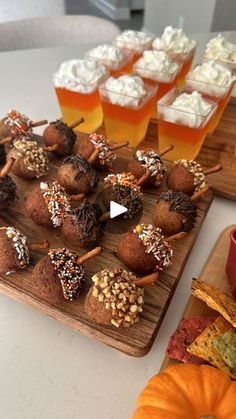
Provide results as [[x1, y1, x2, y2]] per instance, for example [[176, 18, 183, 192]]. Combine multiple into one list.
[[59, 104, 103, 134], [103, 116, 150, 147]]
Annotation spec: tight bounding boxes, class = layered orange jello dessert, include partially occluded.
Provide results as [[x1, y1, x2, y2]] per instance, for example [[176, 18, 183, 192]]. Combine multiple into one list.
[[186, 60, 235, 133], [203, 34, 236, 73], [53, 59, 108, 133], [152, 26, 196, 83], [114, 30, 154, 64], [134, 50, 182, 119], [85, 44, 133, 76], [157, 89, 218, 160], [99, 74, 157, 147]]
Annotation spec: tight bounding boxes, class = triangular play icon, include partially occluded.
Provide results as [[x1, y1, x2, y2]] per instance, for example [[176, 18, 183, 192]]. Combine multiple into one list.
[[110, 201, 127, 219]]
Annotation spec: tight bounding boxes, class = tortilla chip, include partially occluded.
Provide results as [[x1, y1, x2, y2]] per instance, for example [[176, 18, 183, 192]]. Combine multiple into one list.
[[187, 316, 236, 379], [165, 316, 216, 365], [191, 279, 236, 327], [213, 330, 236, 370]]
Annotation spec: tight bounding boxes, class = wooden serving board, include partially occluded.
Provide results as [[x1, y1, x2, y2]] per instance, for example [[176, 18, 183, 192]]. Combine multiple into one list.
[[161, 224, 235, 370], [146, 97, 236, 201], [0, 142, 212, 357]]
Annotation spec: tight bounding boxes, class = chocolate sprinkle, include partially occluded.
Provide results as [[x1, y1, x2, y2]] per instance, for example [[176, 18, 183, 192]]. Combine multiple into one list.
[[63, 154, 98, 187], [67, 201, 102, 247], [158, 190, 197, 231], [49, 248, 85, 300], [0, 144, 6, 166], [0, 175, 17, 205], [51, 120, 76, 154]]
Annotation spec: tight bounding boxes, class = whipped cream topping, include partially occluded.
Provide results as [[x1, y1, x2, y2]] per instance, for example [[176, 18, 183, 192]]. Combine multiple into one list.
[[186, 60, 236, 97], [115, 30, 153, 52], [153, 26, 196, 56], [53, 59, 107, 93], [204, 34, 236, 62], [161, 91, 214, 128], [135, 50, 180, 82], [86, 44, 125, 66], [104, 75, 147, 108]]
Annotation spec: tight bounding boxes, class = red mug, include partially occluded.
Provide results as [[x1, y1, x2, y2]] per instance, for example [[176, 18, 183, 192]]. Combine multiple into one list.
[[226, 228, 236, 300]]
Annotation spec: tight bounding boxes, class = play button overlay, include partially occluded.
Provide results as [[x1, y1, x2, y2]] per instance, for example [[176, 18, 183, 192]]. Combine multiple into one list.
[[110, 201, 127, 219]]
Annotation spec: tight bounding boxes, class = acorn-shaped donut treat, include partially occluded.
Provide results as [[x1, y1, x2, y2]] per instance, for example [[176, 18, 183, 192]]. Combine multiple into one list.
[[0, 166, 17, 210], [33, 246, 101, 303], [0, 110, 47, 143], [117, 223, 179, 275], [26, 181, 74, 228], [103, 172, 143, 219], [57, 155, 98, 195], [152, 190, 198, 236], [62, 200, 102, 249], [167, 159, 222, 196], [7, 138, 49, 179], [0, 226, 30, 275], [74, 132, 128, 171], [84, 268, 145, 328], [43, 117, 84, 156]]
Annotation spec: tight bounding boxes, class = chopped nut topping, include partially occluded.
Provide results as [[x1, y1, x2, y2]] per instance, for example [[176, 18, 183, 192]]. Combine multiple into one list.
[[175, 159, 207, 192]]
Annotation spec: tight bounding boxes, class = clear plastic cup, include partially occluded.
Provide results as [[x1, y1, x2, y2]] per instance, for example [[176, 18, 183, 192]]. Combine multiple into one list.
[[134, 59, 182, 119], [185, 64, 235, 133], [157, 88, 218, 160], [99, 76, 157, 147], [114, 31, 154, 64], [54, 74, 107, 134]]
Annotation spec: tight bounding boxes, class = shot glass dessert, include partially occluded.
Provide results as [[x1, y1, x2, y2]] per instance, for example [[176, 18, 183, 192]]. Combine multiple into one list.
[[134, 50, 182, 119], [99, 74, 157, 147], [152, 26, 197, 83], [53, 59, 108, 134], [203, 34, 236, 73], [114, 30, 154, 63], [157, 89, 218, 160], [85, 44, 133, 76], [186, 60, 236, 132]]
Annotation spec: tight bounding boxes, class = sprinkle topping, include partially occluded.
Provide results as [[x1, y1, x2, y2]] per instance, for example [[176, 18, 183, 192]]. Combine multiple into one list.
[[104, 172, 142, 219], [175, 159, 207, 192], [4, 110, 33, 139], [49, 248, 85, 300], [133, 224, 173, 270], [158, 190, 197, 231], [51, 120, 76, 153], [4, 226, 29, 272], [91, 268, 144, 328], [135, 149, 166, 184], [0, 175, 17, 205], [90, 133, 116, 167], [14, 139, 48, 178], [40, 181, 71, 227], [67, 201, 102, 246], [63, 155, 98, 187]]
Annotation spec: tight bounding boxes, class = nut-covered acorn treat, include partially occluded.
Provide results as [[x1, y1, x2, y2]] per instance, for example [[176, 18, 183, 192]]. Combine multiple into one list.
[[7, 138, 49, 179], [33, 246, 101, 303], [58, 155, 98, 195], [117, 223, 173, 275], [74, 132, 128, 171], [0, 110, 47, 142], [26, 181, 71, 228], [152, 190, 197, 236], [129, 149, 166, 187], [62, 200, 102, 249], [167, 159, 207, 195], [0, 226, 30, 275], [103, 172, 143, 219], [84, 268, 144, 328], [43, 117, 84, 156], [0, 175, 17, 210]]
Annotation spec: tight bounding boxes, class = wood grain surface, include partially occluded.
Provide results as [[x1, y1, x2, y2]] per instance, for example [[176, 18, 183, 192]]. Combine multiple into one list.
[[131, 97, 236, 201], [0, 134, 213, 357], [160, 224, 235, 370]]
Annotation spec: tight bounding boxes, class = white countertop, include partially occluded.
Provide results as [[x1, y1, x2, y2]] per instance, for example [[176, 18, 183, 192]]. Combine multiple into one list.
[[0, 34, 236, 419]]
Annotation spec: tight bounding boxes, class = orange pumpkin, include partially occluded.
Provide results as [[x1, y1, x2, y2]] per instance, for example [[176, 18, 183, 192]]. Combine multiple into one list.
[[133, 364, 236, 419]]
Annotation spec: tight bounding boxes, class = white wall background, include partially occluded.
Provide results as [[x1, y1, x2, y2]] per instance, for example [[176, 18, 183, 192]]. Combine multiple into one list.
[[0, 0, 65, 22]]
